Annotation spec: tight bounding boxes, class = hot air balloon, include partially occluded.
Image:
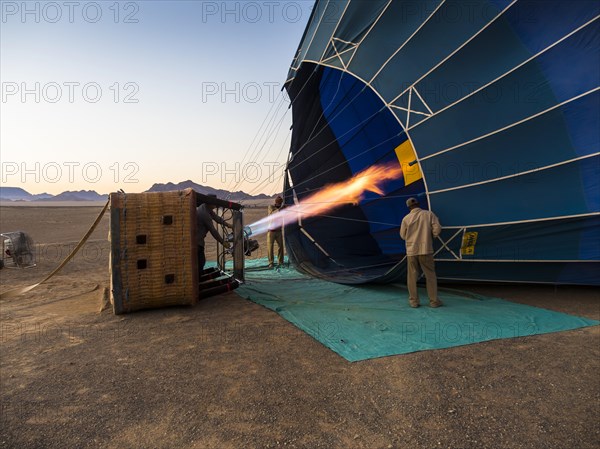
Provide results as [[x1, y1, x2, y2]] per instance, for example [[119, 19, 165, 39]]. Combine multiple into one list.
[[282, 0, 600, 285]]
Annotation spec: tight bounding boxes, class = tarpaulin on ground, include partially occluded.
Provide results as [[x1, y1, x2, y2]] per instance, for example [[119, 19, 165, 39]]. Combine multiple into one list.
[[233, 259, 598, 362]]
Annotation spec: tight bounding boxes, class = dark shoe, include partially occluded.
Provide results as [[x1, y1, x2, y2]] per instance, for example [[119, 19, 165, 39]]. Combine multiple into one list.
[[409, 298, 420, 308], [429, 299, 443, 308], [268, 263, 274, 269]]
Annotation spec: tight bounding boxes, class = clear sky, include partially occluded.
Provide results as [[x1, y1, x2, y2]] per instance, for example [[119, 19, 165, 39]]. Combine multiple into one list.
[[0, 1, 312, 195]]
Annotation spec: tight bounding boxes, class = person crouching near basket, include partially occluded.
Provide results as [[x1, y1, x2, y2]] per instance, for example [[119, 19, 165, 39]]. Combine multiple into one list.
[[196, 194, 232, 276]]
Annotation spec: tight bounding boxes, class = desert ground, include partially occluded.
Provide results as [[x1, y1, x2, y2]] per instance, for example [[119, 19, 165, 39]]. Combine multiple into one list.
[[0, 204, 598, 449]]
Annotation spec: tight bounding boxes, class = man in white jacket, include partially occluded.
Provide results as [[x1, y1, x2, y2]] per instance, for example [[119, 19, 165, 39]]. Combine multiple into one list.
[[400, 197, 443, 308]]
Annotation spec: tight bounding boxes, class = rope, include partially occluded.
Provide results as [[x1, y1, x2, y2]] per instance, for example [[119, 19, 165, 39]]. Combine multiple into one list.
[[229, 64, 323, 200], [225, 91, 287, 196], [239, 130, 292, 200], [228, 96, 290, 200], [312, 260, 400, 276], [241, 71, 352, 201], [290, 80, 366, 166], [297, 67, 347, 150], [284, 132, 401, 197], [300, 213, 399, 227]]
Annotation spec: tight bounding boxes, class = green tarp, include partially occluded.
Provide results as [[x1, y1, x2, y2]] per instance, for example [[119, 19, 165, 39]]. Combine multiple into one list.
[[226, 259, 598, 362]]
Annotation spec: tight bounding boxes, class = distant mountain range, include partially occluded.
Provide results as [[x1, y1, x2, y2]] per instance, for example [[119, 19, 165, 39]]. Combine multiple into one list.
[[0, 187, 108, 202], [146, 180, 272, 201], [38, 190, 109, 202], [0, 187, 54, 201], [0, 182, 273, 202]]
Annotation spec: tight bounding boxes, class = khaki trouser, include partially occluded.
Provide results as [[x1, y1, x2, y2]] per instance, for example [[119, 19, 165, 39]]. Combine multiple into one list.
[[267, 230, 284, 265], [407, 254, 438, 302]]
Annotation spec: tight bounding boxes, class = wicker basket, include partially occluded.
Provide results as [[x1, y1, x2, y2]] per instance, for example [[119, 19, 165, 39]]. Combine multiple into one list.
[[109, 189, 198, 314]]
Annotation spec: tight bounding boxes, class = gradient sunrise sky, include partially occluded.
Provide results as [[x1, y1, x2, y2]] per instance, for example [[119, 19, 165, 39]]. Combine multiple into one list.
[[1, 1, 312, 196]]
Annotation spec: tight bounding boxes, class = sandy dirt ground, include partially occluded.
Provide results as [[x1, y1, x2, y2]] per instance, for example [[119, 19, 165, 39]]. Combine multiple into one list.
[[0, 205, 598, 449]]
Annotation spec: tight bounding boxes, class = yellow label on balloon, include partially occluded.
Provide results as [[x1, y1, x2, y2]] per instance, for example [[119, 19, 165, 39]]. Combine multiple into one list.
[[461, 232, 479, 256], [394, 140, 423, 186]]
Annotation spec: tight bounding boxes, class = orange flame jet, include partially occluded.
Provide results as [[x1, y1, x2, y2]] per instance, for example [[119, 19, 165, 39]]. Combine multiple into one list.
[[248, 163, 404, 236]]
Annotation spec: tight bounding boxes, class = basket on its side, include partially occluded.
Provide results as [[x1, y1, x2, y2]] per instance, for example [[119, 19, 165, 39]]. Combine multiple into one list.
[[109, 189, 198, 314]]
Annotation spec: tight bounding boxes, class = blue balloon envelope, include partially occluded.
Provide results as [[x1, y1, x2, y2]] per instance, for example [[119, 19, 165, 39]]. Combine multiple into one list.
[[283, 0, 600, 285]]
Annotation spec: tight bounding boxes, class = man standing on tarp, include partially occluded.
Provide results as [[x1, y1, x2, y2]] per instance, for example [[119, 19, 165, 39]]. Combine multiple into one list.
[[267, 195, 285, 268], [400, 197, 443, 308], [197, 194, 232, 276]]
